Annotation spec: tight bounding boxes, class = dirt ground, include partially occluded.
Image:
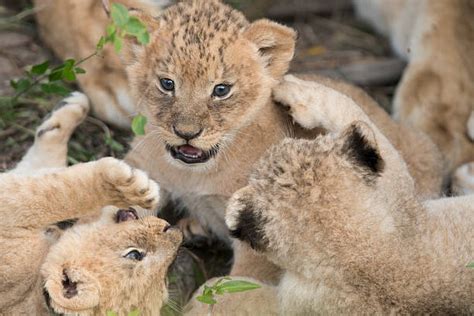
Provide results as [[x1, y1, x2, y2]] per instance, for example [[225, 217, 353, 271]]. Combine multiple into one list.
[[0, 0, 405, 313]]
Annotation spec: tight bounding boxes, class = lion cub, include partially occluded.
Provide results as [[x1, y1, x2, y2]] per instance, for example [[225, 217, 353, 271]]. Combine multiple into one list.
[[226, 76, 474, 314], [354, 0, 474, 174], [0, 95, 182, 315]]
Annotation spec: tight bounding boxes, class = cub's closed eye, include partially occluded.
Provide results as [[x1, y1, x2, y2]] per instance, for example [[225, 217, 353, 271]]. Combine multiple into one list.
[[159, 78, 175, 92], [212, 84, 232, 98], [124, 249, 145, 261]]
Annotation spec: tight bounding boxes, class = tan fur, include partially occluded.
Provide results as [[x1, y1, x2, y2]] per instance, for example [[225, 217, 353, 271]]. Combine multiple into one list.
[[0, 96, 181, 315], [32, 0, 165, 128], [226, 75, 474, 314], [354, 0, 474, 173], [120, 0, 444, 283]]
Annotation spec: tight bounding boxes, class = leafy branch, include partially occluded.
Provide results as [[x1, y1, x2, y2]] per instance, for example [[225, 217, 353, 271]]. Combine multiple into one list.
[[196, 277, 261, 316], [5, 3, 149, 135]]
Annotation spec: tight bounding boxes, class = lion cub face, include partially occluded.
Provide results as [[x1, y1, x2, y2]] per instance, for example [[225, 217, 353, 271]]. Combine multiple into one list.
[[41, 207, 182, 315], [125, 0, 295, 169], [226, 123, 386, 274]]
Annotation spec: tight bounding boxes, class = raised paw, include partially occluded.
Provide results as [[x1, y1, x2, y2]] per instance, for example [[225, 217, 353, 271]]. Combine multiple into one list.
[[36, 92, 90, 143], [96, 157, 160, 210], [452, 162, 474, 196], [272, 75, 320, 129]]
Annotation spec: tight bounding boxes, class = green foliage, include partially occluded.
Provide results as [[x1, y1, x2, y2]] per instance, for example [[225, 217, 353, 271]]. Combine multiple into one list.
[[196, 277, 261, 307], [131, 114, 147, 136], [5, 2, 150, 118], [103, 3, 150, 53], [467, 262, 474, 268]]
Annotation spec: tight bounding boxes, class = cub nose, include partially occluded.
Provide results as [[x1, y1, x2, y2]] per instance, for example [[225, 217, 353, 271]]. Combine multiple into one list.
[[172, 125, 203, 141]]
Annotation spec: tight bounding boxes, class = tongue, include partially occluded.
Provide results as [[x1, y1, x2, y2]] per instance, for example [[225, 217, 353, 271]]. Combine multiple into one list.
[[178, 145, 203, 158]]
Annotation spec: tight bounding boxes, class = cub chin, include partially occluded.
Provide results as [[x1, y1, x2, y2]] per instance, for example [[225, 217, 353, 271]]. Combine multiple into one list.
[[226, 77, 474, 314]]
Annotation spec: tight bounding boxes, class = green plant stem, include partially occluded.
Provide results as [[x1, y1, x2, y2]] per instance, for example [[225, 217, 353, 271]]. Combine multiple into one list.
[[12, 50, 99, 101]]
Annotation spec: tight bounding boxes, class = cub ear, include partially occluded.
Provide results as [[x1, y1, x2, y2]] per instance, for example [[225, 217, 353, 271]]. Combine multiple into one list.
[[243, 19, 296, 80], [340, 121, 385, 176], [226, 186, 268, 251], [121, 9, 160, 64], [42, 266, 100, 314]]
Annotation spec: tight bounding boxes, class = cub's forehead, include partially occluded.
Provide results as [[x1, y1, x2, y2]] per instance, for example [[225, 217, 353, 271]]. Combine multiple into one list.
[[157, 1, 248, 63], [160, 0, 248, 36]]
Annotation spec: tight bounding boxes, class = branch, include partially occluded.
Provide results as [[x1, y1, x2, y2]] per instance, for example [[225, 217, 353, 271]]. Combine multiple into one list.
[[101, 0, 110, 16]]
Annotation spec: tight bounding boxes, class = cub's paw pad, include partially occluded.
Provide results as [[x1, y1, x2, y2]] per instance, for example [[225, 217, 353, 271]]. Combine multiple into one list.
[[98, 158, 160, 210], [452, 162, 474, 196]]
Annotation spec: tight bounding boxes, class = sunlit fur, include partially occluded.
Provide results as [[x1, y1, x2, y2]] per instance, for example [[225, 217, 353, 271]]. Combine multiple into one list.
[[227, 76, 474, 314], [0, 95, 181, 315]]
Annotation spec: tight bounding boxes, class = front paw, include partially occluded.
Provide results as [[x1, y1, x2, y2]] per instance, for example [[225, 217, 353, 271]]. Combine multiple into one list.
[[273, 75, 319, 129], [96, 157, 160, 210]]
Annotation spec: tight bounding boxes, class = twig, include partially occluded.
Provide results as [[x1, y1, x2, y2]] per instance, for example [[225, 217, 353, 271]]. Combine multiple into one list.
[[85, 116, 111, 139], [101, 0, 111, 16]]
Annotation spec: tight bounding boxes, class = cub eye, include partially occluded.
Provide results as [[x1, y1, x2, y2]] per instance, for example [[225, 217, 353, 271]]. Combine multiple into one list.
[[160, 78, 175, 92], [212, 84, 232, 98], [124, 249, 145, 261]]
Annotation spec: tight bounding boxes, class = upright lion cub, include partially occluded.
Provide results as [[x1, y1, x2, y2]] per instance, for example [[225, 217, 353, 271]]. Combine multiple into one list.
[[119, 0, 445, 283], [0, 95, 182, 315], [226, 75, 474, 314]]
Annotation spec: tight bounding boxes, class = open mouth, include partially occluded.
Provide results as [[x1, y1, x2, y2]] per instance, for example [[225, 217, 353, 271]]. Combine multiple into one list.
[[166, 144, 219, 164]]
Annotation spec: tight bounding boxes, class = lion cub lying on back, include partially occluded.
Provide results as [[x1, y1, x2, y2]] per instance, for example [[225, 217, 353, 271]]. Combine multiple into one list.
[[226, 76, 474, 314], [0, 95, 182, 315]]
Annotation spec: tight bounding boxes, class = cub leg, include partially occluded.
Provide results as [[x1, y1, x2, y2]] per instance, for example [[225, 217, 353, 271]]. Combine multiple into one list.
[[11, 92, 89, 175], [0, 157, 160, 228], [452, 162, 474, 196], [273, 75, 404, 169]]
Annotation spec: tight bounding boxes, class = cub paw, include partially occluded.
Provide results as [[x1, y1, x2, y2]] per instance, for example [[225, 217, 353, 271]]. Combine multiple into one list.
[[36, 92, 90, 143], [97, 157, 160, 210], [452, 162, 474, 196], [273, 75, 318, 129]]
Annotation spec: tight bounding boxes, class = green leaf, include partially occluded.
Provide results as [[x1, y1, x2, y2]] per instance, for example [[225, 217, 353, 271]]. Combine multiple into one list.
[[196, 294, 217, 305], [113, 35, 123, 53], [203, 285, 213, 297], [13, 78, 31, 93], [97, 36, 106, 51], [136, 31, 150, 45], [216, 280, 261, 293], [124, 17, 145, 34], [48, 69, 64, 82], [62, 68, 77, 81], [106, 24, 117, 39], [31, 61, 50, 75], [40, 83, 70, 96], [111, 3, 129, 27], [467, 262, 474, 268], [63, 59, 75, 69], [127, 310, 140, 316], [131, 114, 147, 136], [74, 67, 86, 74], [106, 312, 118, 316]]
